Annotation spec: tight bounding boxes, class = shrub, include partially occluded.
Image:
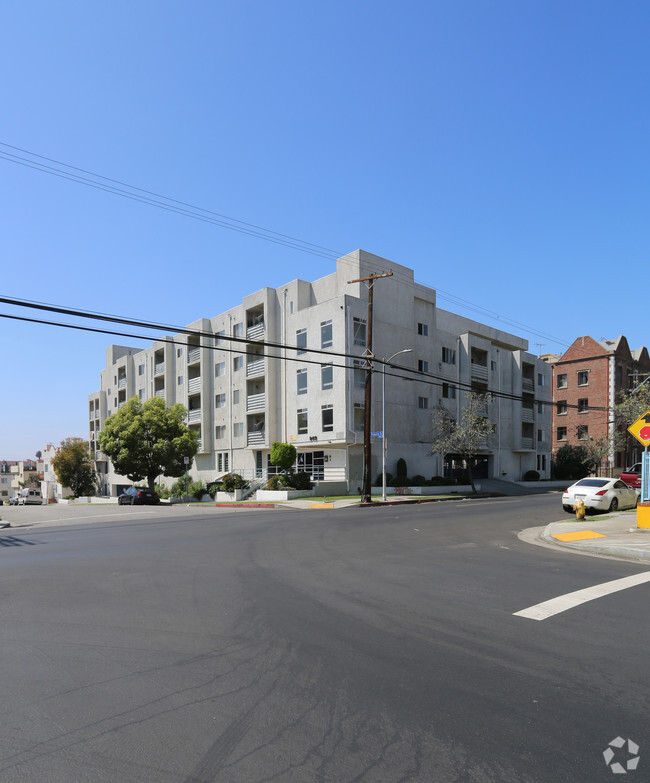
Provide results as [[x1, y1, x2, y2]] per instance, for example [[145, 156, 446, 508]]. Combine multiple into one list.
[[374, 473, 393, 486], [429, 476, 455, 485], [524, 470, 540, 482], [396, 458, 408, 478], [155, 483, 171, 499], [412, 474, 426, 486], [389, 475, 412, 487], [206, 480, 221, 499], [220, 473, 249, 492], [265, 475, 284, 491], [190, 481, 206, 500], [287, 471, 312, 490]]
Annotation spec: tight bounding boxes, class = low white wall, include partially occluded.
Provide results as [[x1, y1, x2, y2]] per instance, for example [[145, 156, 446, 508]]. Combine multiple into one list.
[[371, 485, 475, 495], [256, 489, 314, 501]]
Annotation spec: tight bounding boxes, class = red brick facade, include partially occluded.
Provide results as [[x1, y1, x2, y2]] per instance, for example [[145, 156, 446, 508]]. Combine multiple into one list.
[[549, 336, 650, 473]]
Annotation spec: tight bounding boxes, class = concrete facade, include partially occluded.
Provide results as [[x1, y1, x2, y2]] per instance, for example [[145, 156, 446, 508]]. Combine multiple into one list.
[[89, 250, 553, 495]]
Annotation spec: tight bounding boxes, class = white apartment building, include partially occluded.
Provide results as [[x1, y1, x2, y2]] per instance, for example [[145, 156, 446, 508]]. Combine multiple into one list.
[[89, 250, 552, 495]]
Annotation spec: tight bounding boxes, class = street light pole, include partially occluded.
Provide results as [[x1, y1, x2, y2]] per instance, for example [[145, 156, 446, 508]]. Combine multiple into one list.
[[382, 349, 412, 502]]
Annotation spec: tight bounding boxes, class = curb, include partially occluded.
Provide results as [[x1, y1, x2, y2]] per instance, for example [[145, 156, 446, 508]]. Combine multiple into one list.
[[541, 521, 650, 563]]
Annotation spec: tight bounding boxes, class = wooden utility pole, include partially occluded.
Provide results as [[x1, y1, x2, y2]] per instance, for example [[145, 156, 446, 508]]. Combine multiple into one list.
[[348, 271, 393, 503]]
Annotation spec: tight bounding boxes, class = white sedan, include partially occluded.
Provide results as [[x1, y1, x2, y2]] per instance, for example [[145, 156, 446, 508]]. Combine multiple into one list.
[[562, 477, 638, 514]]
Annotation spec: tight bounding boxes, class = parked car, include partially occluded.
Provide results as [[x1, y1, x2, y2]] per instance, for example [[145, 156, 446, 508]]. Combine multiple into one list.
[[9, 494, 20, 506], [562, 477, 638, 514], [619, 463, 642, 490], [118, 487, 160, 505], [17, 488, 43, 505]]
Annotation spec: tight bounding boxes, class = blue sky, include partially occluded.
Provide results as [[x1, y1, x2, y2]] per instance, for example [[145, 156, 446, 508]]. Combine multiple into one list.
[[1, 1, 649, 458]]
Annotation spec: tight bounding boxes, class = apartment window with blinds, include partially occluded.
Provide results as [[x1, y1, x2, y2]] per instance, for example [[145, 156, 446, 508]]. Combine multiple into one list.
[[322, 405, 334, 432], [297, 369, 307, 395], [321, 364, 333, 390], [442, 347, 456, 364], [297, 408, 308, 434], [296, 328, 307, 355], [353, 318, 366, 346], [321, 320, 332, 348]]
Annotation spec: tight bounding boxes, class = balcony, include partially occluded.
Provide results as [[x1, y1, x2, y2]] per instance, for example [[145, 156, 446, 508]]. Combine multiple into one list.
[[118, 377, 127, 389], [188, 376, 201, 394], [521, 407, 535, 423], [188, 347, 201, 365], [520, 437, 534, 450], [246, 358, 265, 377], [154, 389, 165, 398], [154, 362, 165, 375], [247, 392, 266, 412], [522, 377, 534, 393], [188, 409, 201, 423], [247, 430, 265, 445], [470, 363, 488, 382], [246, 322, 265, 341]]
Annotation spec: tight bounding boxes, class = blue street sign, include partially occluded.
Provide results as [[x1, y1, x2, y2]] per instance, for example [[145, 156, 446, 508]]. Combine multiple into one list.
[[371, 431, 383, 438]]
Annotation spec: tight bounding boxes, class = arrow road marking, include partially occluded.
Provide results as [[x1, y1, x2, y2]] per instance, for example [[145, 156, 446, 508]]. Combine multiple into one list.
[[514, 572, 650, 621]]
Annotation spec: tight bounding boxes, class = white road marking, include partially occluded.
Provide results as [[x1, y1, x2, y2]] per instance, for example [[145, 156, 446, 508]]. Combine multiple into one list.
[[35, 511, 157, 524], [514, 572, 650, 621]]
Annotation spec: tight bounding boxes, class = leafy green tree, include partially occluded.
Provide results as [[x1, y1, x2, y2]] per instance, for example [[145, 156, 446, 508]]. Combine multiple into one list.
[[98, 397, 199, 492], [270, 442, 297, 474], [612, 384, 650, 461], [552, 444, 597, 481], [430, 393, 495, 493], [51, 437, 98, 497]]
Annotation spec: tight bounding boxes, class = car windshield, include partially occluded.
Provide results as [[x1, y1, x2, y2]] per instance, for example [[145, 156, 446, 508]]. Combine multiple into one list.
[[574, 479, 609, 487]]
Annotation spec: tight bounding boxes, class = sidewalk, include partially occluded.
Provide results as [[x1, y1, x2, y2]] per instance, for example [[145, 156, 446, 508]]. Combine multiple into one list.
[[536, 512, 650, 563]]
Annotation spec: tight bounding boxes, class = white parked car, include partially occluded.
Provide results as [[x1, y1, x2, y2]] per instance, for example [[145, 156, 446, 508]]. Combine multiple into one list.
[[562, 477, 638, 515], [17, 488, 43, 505]]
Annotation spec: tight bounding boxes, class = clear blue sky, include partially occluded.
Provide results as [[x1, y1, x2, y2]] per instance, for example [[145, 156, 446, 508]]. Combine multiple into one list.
[[2, 1, 649, 459]]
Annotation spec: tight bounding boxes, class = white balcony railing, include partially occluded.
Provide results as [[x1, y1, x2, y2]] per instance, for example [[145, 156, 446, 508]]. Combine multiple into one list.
[[118, 377, 127, 389], [188, 347, 201, 364], [470, 363, 488, 382], [247, 392, 266, 412], [154, 362, 165, 375], [154, 389, 165, 398], [246, 323, 265, 340], [188, 377, 201, 393], [246, 358, 265, 377], [187, 409, 201, 423], [247, 430, 265, 445]]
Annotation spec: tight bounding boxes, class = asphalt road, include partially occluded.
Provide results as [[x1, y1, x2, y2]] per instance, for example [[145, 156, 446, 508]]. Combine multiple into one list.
[[0, 495, 648, 782]]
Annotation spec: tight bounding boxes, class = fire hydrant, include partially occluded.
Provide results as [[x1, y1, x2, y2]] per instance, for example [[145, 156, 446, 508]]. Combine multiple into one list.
[[573, 498, 586, 520]]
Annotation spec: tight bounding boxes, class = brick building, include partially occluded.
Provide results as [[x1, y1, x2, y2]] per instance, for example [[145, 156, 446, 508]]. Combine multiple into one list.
[[547, 335, 650, 473]]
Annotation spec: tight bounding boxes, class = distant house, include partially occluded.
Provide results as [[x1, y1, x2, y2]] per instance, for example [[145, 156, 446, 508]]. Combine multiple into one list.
[[546, 335, 650, 473]]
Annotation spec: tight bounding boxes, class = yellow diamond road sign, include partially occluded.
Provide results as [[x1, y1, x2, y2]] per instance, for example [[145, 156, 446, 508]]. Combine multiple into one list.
[[628, 410, 650, 447]]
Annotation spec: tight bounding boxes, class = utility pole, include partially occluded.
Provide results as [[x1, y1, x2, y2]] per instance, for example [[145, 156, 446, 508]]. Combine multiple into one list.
[[348, 271, 393, 503]]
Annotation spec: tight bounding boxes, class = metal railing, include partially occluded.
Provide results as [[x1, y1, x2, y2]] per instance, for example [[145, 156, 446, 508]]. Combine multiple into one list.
[[247, 430, 265, 445], [246, 323, 265, 340], [247, 392, 266, 412], [154, 362, 165, 375], [187, 347, 201, 364], [188, 377, 201, 393], [470, 363, 488, 382], [187, 409, 201, 423], [246, 358, 265, 377]]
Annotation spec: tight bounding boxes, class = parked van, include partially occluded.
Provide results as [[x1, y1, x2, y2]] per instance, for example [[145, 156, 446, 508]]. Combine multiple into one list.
[[17, 488, 43, 505]]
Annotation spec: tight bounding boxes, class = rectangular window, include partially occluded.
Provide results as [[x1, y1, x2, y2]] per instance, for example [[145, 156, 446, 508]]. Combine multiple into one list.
[[297, 408, 308, 434], [353, 360, 365, 389], [233, 356, 243, 371], [578, 370, 589, 386], [296, 328, 307, 355], [138, 364, 145, 376], [216, 330, 225, 345], [321, 363, 333, 390], [233, 322, 243, 338], [215, 393, 226, 408], [233, 389, 240, 405], [217, 453, 222, 472], [442, 383, 456, 399], [177, 376, 183, 386], [418, 396, 429, 409], [418, 360, 429, 373], [233, 422, 244, 437], [215, 425, 226, 440], [491, 360, 497, 371], [557, 373, 567, 389], [138, 388, 145, 400], [557, 426, 567, 441], [322, 404, 334, 432], [442, 347, 456, 365], [353, 402, 364, 432], [215, 361, 225, 377], [557, 400, 567, 415], [321, 320, 332, 349], [578, 398, 589, 413], [177, 347, 183, 358], [538, 429, 545, 443], [297, 368, 307, 395], [353, 317, 367, 346], [224, 453, 229, 472], [537, 373, 546, 387], [577, 424, 589, 440], [418, 323, 429, 336]]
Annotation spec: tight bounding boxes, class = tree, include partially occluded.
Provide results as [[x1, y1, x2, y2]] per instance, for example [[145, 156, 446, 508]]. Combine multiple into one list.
[[612, 384, 650, 460], [552, 444, 597, 481], [430, 393, 495, 493], [98, 397, 199, 492], [270, 442, 297, 474], [51, 437, 98, 497]]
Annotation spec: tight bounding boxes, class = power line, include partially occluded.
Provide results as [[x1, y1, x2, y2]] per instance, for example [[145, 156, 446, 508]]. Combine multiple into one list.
[[1, 139, 569, 349]]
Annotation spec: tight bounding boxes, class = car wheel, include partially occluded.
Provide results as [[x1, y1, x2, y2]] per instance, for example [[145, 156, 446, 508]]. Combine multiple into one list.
[[563, 505, 573, 514], [609, 498, 618, 512]]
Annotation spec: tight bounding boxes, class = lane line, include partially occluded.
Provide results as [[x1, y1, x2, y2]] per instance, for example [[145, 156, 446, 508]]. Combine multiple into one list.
[[514, 572, 650, 621]]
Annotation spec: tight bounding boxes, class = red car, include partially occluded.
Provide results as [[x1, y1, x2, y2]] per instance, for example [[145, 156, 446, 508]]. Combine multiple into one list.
[[619, 463, 641, 490]]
